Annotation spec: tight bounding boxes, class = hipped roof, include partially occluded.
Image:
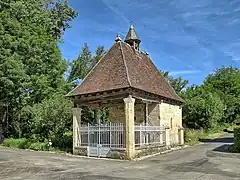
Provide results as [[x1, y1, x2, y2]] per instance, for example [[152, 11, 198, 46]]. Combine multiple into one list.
[[67, 41, 183, 103]]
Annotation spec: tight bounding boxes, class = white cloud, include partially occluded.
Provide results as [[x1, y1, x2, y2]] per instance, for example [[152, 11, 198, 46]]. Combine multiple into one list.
[[169, 70, 202, 76], [101, 0, 129, 24]]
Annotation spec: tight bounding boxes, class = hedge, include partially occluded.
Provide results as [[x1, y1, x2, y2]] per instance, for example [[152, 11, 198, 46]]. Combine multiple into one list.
[[229, 126, 240, 153]]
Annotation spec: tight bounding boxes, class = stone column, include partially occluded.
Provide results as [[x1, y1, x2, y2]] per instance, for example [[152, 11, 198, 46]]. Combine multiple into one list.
[[179, 127, 184, 145], [72, 108, 82, 153], [94, 109, 101, 125], [165, 126, 171, 147], [124, 96, 135, 159], [145, 103, 149, 125]]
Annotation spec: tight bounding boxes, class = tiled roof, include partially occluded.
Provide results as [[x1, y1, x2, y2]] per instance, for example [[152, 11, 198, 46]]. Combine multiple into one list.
[[67, 41, 183, 102]]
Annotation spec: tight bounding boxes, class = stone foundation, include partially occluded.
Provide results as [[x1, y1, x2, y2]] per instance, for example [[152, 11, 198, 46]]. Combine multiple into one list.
[[73, 147, 88, 156], [106, 149, 126, 159], [73, 145, 184, 160], [134, 145, 171, 158], [73, 147, 126, 159]]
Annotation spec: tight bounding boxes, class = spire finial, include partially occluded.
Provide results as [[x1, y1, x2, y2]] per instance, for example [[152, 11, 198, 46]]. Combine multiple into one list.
[[129, 21, 134, 28], [124, 23, 141, 50], [115, 34, 122, 42]]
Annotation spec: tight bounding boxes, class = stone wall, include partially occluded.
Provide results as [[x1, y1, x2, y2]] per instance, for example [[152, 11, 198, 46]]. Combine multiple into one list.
[[73, 147, 88, 156], [108, 104, 125, 123], [148, 103, 160, 125], [73, 147, 126, 159], [134, 103, 145, 124], [109, 103, 145, 124], [135, 145, 170, 158], [107, 101, 183, 146], [159, 102, 182, 145]]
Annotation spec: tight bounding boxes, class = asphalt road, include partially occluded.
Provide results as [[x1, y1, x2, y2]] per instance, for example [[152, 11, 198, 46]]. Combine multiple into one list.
[[0, 133, 240, 180]]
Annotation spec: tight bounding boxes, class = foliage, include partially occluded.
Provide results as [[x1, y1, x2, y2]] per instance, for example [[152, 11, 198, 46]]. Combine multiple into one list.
[[2, 138, 49, 151], [182, 85, 224, 129], [229, 126, 240, 153], [234, 126, 240, 146], [1, 0, 240, 153], [184, 125, 228, 145], [29, 142, 48, 151], [68, 43, 105, 84], [68, 43, 108, 124], [2, 138, 31, 149], [0, 0, 77, 138], [160, 70, 189, 95], [26, 94, 73, 142], [204, 67, 240, 124], [51, 131, 72, 152]]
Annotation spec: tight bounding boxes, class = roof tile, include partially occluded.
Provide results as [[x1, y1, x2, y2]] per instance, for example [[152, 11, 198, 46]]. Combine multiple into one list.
[[67, 41, 183, 102]]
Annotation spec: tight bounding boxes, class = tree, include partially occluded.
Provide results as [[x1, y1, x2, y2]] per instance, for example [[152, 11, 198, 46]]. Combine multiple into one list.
[[182, 85, 224, 129], [68, 44, 106, 124], [160, 70, 189, 95], [23, 93, 72, 142], [68, 43, 92, 83], [0, 0, 77, 137], [204, 66, 240, 123], [68, 44, 105, 84], [90, 45, 105, 68]]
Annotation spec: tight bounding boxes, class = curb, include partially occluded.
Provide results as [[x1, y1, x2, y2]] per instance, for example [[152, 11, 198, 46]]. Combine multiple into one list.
[[133, 145, 189, 161]]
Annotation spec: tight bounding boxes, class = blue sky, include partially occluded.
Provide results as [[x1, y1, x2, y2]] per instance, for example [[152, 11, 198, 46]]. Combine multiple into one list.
[[59, 0, 240, 85]]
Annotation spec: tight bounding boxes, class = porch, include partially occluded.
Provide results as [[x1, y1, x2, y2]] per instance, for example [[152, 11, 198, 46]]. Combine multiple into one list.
[[72, 91, 184, 160]]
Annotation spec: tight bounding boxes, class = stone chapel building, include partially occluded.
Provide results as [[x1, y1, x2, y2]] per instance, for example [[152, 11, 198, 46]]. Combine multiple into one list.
[[67, 25, 184, 159]]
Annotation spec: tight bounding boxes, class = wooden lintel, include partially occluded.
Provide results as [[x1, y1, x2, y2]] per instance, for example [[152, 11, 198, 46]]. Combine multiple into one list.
[[75, 89, 129, 103], [140, 97, 159, 104], [76, 95, 127, 106]]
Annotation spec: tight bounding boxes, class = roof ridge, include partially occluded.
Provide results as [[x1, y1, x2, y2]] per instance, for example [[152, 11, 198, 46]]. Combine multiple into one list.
[[144, 54, 183, 102], [119, 41, 131, 87], [66, 43, 113, 97]]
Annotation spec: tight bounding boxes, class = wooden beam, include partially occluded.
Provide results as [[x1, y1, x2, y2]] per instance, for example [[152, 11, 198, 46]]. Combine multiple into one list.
[[75, 89, 129, 104], [76, 96, 126, 107]]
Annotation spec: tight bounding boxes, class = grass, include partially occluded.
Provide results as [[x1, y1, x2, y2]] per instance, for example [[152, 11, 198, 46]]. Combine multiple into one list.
[[1, 138, 64, 152], [184, 125, 230, 146], [0, 125, 233, 152]]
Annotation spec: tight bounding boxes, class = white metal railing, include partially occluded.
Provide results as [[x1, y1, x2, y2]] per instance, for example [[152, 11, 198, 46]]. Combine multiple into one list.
[[80, 123, 125, 148], [134, 124, 166, 147], [79, 123, 166, 149]]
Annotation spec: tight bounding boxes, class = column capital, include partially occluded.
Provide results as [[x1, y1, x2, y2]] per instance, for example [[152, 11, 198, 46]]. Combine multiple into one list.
[[124, 95, 135, 104]]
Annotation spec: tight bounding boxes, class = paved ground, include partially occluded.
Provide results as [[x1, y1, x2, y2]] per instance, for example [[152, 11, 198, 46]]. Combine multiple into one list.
[[0, 133, 240, 180]]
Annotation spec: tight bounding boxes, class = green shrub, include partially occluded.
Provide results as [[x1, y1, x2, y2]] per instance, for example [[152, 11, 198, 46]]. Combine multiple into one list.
[[233, 126, 240, 151], [52, 131, 72, 152], [184, 126, 227, 146], [229, 144, 239, 153], [29, 142, 48, 151], [184, 129, 205, 145], [3, 138, 31, 149], [229, 126, 240, 153], [2, 138, 48, 151]]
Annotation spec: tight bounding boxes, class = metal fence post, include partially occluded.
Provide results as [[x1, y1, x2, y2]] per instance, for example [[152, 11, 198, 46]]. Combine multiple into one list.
[[139, 124, 142, 146], [87, 123, 90, 157], [109, 122, 111, 148], [98, 123, 101, 157]]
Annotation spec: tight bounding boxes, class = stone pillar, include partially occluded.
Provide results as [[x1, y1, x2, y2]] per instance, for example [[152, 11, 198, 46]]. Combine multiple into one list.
[[145, 103, 148, 125], [94, 109, 101, 125], [179, 127, 184, 145], [124, 96, 135, 159], [72, 108, 82, 153], [165, 126, 171, 147]]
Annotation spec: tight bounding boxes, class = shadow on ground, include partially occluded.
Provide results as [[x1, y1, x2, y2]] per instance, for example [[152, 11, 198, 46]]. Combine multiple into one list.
[[213, 144, 231, 153], [199, 134, 235, 153], [199, 136, 233, 143]]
